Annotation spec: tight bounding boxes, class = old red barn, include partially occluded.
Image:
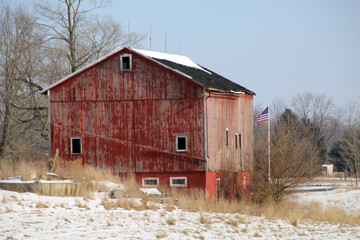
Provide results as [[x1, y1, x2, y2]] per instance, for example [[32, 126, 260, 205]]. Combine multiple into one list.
[[42, 48, 255, 198]]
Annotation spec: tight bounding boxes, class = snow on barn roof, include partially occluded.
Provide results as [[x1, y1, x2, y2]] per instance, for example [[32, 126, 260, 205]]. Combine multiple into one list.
[[132, 49, 212, 74], [41, 47, 255, 95], [133, 49, 255, 95]]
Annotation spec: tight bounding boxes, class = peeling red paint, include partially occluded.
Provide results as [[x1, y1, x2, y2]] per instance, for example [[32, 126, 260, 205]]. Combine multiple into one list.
[[50, 49, 205, 173], [47, 48, 254, 198]]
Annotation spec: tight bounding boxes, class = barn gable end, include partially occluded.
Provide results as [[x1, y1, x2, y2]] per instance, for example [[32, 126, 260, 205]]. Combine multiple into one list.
[[43, 47, 255, 198]]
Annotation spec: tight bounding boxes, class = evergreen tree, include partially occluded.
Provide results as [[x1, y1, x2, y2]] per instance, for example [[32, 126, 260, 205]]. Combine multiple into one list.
[[329, 141, 347, 173], [301, 118, 327, 164]]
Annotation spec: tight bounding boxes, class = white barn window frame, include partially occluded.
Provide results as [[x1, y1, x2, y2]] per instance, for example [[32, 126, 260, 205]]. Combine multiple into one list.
[[142, 177, 159, 187], [120, 54, 132, 71], [170, 177, 187, 187], [175, 134, 188, 152]]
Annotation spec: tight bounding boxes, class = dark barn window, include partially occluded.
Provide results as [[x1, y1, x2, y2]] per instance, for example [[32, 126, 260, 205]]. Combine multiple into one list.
[[71, 137, 82, 154], [217, 178, 221, 200], [176, 135, 188, 152], [121, 54, 132, 70], [239, 134, 242, 149], [235, 134, 238, 149], [225, 128, 229, 145]]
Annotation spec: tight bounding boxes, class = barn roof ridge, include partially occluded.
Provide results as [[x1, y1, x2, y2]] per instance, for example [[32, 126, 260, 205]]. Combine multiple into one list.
[[131, 48, 255, 95], [41, 47, 255, 95]]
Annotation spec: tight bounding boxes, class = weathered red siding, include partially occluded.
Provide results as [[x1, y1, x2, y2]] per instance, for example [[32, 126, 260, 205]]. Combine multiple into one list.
[[50, 49, 205, 173], [205, 172, 251, 199], [240, 94, 254, 171], [206, 91, 253, 172], [47, 48, 254, 198]]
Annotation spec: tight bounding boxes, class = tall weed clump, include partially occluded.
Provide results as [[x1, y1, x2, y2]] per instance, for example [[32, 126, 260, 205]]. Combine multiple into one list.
[[0, 157, 122, 186], [50, 158, 117, 182], [0, 159, 48, 180]]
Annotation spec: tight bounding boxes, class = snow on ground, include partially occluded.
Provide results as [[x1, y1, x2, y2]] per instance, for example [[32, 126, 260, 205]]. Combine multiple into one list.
[[292, 189, 360, 216], [1, 183, 360, 239]]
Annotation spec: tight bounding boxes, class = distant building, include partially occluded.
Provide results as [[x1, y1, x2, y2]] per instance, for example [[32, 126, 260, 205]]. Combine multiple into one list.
[[41, 47, 255, 199], [322, 164, 334, 176]]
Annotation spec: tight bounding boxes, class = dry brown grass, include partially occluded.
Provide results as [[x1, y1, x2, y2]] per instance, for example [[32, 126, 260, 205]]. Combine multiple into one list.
[[254, 232, 262, 238], [166, 218, 176, 225], [0, 158, 126, 201], [156, 232, 167, 239], [226, 218, 239, 227], [156, 187, 360, 226], [0, 158, 122, 186], [121, 173, 143, 198], [36, 202, 48, 208], [100, 174, 160, 211], [174, 189, 245, 213], [102, 198, 135, 210], [199, 213, 212, 224], [2, 158, 360, 226], [164, 202, 175, 212], [76, 199, 90, 210], [52, 158, 121, 184], [257, 200, 358, 225], [2, 195, 8, 204], [0, 159, 48, 180]]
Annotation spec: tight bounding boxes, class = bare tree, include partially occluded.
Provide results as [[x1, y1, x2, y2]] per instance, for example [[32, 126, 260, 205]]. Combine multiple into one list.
[[291, 92, 313, 120], [35, 0, 145, 75], [337, 103, 360, 187], [271, 98, 288, 120], [252, 109, 321, 203], [291, 93, 333, 129], [0, 3, 48, 158], [338, 131, 360, 187], [291, 92, 341, 153], [0, 0, 145, 161]]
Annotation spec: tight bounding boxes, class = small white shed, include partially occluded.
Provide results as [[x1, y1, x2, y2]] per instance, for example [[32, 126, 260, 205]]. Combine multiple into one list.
[[321, 164, 334, 176]]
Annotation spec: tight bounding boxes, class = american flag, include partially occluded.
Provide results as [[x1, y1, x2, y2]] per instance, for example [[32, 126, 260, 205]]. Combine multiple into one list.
[[255, 107, 269, 126]]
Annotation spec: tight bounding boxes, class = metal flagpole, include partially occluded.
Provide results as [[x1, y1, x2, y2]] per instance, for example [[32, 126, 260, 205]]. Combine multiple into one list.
[[268, 102, 271, 182]]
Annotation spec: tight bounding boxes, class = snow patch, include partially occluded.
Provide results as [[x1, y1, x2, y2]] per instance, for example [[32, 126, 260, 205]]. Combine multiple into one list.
[[97, 181, 124, 191], [140, 187, 161, 195], [133, 49, 212, 75]]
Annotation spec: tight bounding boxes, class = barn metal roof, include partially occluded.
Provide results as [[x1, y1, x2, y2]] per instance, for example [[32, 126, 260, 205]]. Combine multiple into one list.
[[132, 49, 255, 95], [41, 47, 255, 95], [154, 58, 255, 95]]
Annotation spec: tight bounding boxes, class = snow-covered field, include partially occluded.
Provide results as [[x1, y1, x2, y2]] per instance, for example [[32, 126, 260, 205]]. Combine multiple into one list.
[[1, 183, 360, 239]]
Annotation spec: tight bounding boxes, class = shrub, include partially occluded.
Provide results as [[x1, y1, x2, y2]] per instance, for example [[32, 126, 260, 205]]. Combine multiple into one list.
[[252, 111, 322, 203]]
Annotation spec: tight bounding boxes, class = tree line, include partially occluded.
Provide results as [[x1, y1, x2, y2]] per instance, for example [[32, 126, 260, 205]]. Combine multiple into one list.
[[0, 0, 145, 160], [253, 93, 360, 202]]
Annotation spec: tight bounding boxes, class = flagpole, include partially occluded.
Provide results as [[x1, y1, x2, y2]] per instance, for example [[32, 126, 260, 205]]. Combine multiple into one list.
[[268, 101, 271, 182]]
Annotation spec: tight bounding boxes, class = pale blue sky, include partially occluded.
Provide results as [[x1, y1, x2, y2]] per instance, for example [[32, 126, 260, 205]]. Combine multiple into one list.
[[11, 0, 360, 108], [101, 0, 360, 106], [98, 0, 360, 108]]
